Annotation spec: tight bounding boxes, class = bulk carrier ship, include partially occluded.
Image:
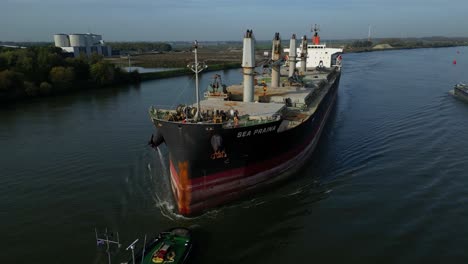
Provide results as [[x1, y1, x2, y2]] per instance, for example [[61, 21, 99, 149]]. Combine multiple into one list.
[[149, 27, 343, 216]]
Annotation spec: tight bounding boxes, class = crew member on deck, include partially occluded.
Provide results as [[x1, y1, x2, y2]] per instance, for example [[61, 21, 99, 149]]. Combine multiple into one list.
[[233, 114, 239, 127], [261, 80, 267, 96]]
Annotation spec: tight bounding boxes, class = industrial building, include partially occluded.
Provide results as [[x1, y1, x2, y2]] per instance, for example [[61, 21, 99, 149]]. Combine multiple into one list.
[[53, 33, 112, 57]]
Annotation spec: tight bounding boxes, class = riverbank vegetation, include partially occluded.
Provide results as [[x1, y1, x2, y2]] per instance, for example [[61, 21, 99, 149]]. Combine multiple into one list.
[[106, 48, 243, 68], [106, 37, 468, 69], [108, 42, 172, 53], [0, 46, 140, 101], [139, 62, 240, 81], [343, 37, 468, 52], [1, 36, 467, 102]]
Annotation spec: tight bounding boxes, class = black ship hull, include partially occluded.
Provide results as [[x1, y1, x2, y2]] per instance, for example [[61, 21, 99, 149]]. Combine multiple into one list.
[[152, 75, 340, 216]]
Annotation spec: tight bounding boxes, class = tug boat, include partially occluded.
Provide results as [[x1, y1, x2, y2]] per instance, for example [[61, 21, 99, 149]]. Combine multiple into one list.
[[128, 228, 192, 264]]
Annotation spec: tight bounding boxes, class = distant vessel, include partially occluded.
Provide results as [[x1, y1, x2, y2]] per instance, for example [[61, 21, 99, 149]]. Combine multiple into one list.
[[149, 27, 343, 216], [451, 83, 468, 102]]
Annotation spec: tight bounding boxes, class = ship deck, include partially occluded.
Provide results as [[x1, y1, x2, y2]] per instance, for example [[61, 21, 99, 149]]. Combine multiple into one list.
[[151, 67, 338, 128], [227, 67, 334, 106], [195, 100, 285, 120]]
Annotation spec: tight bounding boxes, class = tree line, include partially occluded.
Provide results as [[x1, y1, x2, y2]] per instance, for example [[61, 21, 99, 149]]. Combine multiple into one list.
[[108, 42, 172, 53], [0, 46, 140, 101], [346, 38, 468, 50]]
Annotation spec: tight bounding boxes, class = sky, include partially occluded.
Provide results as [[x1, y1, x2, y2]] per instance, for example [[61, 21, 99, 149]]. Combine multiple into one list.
[[2, 0, 468, 42]]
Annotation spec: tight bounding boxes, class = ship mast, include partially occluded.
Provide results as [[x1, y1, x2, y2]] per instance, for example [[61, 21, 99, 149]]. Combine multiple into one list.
[[242, 30, 255, 102], [188, 40, 207, 121], [271, 32, 282, 88], [288, 34, 297, 77], [300, 35, 308, 74]]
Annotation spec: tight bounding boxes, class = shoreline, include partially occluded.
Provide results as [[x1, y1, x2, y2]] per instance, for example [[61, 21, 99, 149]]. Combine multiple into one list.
[[138, 44, 468, 81], [343, 43, 468, 54], [3, 44, 466, 104], [139, 62, 240, 81]]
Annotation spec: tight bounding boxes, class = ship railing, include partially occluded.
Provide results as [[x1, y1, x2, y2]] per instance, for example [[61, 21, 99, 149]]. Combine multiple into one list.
[[222, 113, 281, 128], [151, 107, 282, 126], [222, 117, 279, 129], [204, 91, 229, 99]]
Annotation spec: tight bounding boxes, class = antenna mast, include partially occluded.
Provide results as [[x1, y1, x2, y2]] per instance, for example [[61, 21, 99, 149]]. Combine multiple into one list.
[[188, 40, 207, 121], [126, 239, 139, 264], [312, 24, 320, 35], [95, 228, 121, 264]]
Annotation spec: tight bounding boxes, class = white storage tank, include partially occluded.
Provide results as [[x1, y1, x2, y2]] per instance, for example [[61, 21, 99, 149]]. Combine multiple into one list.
[[54, 34, 70, 47], [69, 34, 88, 47], [90, 34, 102, 45], [84, 34, 93, 46]]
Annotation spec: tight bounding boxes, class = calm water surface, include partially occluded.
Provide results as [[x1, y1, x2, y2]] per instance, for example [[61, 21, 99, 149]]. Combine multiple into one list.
[[1, 47, 468, 263]]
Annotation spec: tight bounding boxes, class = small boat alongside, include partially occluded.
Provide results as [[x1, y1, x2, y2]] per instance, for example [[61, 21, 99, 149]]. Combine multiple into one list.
[[451, 83, 468, 102], [94, 227, 193, 264], [127, 228, 193, 264]]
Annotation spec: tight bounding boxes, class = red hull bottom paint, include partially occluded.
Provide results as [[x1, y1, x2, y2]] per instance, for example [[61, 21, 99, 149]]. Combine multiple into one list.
[[169, 89, 338, 216]]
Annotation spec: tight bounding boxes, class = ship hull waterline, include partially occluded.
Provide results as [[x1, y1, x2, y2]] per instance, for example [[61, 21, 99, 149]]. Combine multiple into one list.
[[153, 75, 340, 216]]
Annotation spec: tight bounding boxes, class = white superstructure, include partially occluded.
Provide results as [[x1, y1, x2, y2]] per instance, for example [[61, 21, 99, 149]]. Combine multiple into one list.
[[301, 44, 342, 68], [284, 25, 342, 68], [285, 43, 343, 68]]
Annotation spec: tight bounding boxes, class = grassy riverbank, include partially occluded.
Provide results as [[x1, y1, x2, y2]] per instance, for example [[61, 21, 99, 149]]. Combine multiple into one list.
[[343, 37, 468, 53], [139, 62, 240, 81], [2, 37, 467, 103]]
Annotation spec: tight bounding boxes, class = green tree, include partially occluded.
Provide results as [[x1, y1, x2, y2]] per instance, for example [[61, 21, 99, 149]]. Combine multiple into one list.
[[90, 61, 115, 85], [39, 81, 52, 95], [65, 57, 90, 80], [14, 51, 34, 79], [49, 66, 75, 91], [89, 53, 104, 64], [24, 81, 39, 97], [0, 56, 7, 71], [0, 70, 25, 98], [36, 47, 65, 82]]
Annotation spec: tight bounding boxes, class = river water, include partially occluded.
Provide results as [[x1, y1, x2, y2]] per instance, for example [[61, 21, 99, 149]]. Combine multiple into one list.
[[1, 47, 468, 263]]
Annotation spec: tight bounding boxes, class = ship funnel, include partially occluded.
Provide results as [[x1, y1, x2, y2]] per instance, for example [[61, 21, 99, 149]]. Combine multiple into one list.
[[271, 32, 282, 88], [313, 35, 320, 45], [288, 34, 297, 77], [242, 29, 255, 102], [300, 35, 308, 74], [312, 24, 320, 45]]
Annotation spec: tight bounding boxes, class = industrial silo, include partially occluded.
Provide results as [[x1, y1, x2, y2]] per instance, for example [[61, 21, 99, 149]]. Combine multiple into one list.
[[53, 34, 70, 47], [69, 34, 88, 47], [90, 34, 102, 46]]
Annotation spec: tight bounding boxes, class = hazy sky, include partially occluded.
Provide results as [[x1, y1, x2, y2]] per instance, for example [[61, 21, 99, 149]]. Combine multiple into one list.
[[2, 0, 468, 42]]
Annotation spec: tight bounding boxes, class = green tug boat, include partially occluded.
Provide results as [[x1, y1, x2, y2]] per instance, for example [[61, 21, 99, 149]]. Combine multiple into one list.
[[95, 227, 192, 264], [132, 228, 192, 264]]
